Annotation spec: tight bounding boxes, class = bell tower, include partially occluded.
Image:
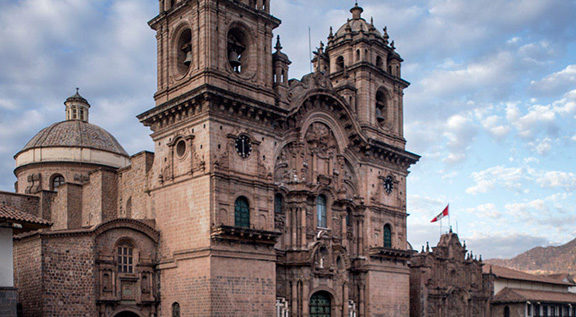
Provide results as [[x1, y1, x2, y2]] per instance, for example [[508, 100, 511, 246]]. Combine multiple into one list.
[[321, 3, 408, 148], [140, 1, 284, 316], [150, 0, 279, 107]]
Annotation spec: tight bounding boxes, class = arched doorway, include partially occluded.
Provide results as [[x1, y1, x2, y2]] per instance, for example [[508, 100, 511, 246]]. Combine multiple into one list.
[[114, 311, 140, 317], [310, 291, 331, 317], [504, 306, 510, 317]]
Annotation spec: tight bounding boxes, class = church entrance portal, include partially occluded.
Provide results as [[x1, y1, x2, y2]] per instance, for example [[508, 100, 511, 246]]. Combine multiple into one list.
[[310, 291, 332, 317]]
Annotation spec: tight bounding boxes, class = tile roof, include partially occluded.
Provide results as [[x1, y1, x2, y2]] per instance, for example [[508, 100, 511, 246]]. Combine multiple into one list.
[[0, 204, 52, 231], [494, 288, 576, 304], [21, 120, 128, 156], [484, 264, 574, 286]]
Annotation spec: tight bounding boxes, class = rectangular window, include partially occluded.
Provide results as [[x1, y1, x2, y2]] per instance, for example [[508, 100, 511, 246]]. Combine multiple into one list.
[[117, 245, 134, 273]]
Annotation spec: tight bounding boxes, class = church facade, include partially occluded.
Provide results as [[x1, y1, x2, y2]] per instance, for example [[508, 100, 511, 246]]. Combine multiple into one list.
[[5, 1, 422, 316]]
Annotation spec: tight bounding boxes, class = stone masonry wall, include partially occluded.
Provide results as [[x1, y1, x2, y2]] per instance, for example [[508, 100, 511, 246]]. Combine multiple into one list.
[[118, 151, 154, 220], [41, 234, 96, 317], [367, 267, 411, 317], [13, 236, 43, 316], [160, 257, 212, 316], [0, 191, 40, 216], [0, 287, 17, 317], [210, 254, 276, 316]]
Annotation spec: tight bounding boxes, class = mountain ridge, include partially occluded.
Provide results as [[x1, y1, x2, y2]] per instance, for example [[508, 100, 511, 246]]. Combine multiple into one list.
[[486, 238, 576, 275]]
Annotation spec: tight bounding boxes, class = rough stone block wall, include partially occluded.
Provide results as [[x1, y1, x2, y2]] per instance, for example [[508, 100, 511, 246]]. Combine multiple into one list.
[[66, 183, 83, 229], [42, 235, 96, 317], [82, 170, 103, 226], [38, 190, 57, 222], [50, 183, 85, 230], [0, 191, 40, 216], [15, 163, 96, 194], [409, 266, 424, 317], [210, 256, 276, 316], [13, 237, 43, 316], [118, 151, 154, 220], [367, 267, 410, 317], [153, 176, 212, 258], [0, 287, 17, 317], [101, 170, 118, 222], [160, 257, 211, 316]]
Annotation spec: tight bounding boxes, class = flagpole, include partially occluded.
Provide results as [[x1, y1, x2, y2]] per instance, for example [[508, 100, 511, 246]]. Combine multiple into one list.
[[448, 203, 451, 230]]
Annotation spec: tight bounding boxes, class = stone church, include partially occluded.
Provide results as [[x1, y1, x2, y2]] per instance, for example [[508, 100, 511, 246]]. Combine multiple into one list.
[[3, 1, 424, 316]]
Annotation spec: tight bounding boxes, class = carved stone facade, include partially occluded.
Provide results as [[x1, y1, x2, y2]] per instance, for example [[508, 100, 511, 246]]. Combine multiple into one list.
[[409, 231, 491, 317], [7, 1, 422, 316]]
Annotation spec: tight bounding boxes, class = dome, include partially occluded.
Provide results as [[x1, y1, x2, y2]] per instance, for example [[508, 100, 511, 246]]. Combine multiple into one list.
[[20, 120, 128, 156], [334, 4, 382, 38], [14, 90, 130, 170]]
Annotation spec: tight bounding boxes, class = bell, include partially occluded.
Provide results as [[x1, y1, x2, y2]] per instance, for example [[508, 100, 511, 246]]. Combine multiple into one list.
[[376, 107, 385, 123], [229, 50, 241, 68], [183, 51, 193, 66]]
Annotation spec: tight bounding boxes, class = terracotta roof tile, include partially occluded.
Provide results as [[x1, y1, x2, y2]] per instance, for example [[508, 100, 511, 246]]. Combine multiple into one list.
[[484, 264, 574, 286], [0, 204, 52, 227], [494, 288, 576, 304]]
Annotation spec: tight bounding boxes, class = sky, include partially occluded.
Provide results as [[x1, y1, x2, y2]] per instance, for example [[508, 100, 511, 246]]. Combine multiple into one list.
[[1, 0, 575, 259]]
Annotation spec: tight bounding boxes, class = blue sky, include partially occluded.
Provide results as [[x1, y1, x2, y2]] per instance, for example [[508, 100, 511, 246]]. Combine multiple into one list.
[[1, 0, 575, 259]]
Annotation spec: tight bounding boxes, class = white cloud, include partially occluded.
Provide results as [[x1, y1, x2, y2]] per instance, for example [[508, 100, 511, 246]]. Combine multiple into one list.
[[466, 166, 527, 194], [537, 171, 576, 191], [466, 203, 502, 219], [481, 115, 511, 139], [530, 64, 576, 96], [528, 137, 553, 155], [442, 114, 478, 164]]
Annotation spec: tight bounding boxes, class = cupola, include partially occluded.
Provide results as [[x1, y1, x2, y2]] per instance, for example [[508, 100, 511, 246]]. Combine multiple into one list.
[[65, 88, 90, 122]]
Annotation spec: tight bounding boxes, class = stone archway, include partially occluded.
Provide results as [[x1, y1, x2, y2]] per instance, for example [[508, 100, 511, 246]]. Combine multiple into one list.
[[114, 311, 140, 317]]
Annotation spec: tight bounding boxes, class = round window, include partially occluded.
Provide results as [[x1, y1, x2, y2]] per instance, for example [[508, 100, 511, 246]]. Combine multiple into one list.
[[176, 140, 186, 157]]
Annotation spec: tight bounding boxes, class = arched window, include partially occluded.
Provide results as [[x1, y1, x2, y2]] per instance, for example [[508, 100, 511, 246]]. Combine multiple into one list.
[[172, 302, 181, 317], [51, 174, 65, 191], [274, 194, 283, 214], [384, 224, 392, 248], [176, 29, 192, 75], [316, 195, 327, 228], [234, 196, 250, 228], [376, 56, 383, 69], [336, 56, 344, 72], [504, 306, 510, 317], [117, 242, 134, 273], [346, 208, 352, 227], [375, 90, 386, 125], [310, 291, 331, 316], [228, 28, 248, 74], [356, 49, 360, 61]]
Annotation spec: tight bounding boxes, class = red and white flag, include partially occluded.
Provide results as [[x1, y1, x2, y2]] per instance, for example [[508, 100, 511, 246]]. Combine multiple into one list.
[[430, 205, 449, 223]]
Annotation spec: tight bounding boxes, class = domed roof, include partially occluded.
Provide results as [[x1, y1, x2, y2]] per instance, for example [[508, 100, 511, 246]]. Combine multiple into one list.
[[20, 120, 128, 157], [335, 4, 382, 38]]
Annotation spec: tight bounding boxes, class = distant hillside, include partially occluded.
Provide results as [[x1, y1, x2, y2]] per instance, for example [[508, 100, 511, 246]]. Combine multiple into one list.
[[486, 238, 576, 275]]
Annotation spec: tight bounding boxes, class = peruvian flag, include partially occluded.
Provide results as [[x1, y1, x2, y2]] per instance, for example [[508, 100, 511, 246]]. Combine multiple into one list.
[[430, 205, 449, 223]]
